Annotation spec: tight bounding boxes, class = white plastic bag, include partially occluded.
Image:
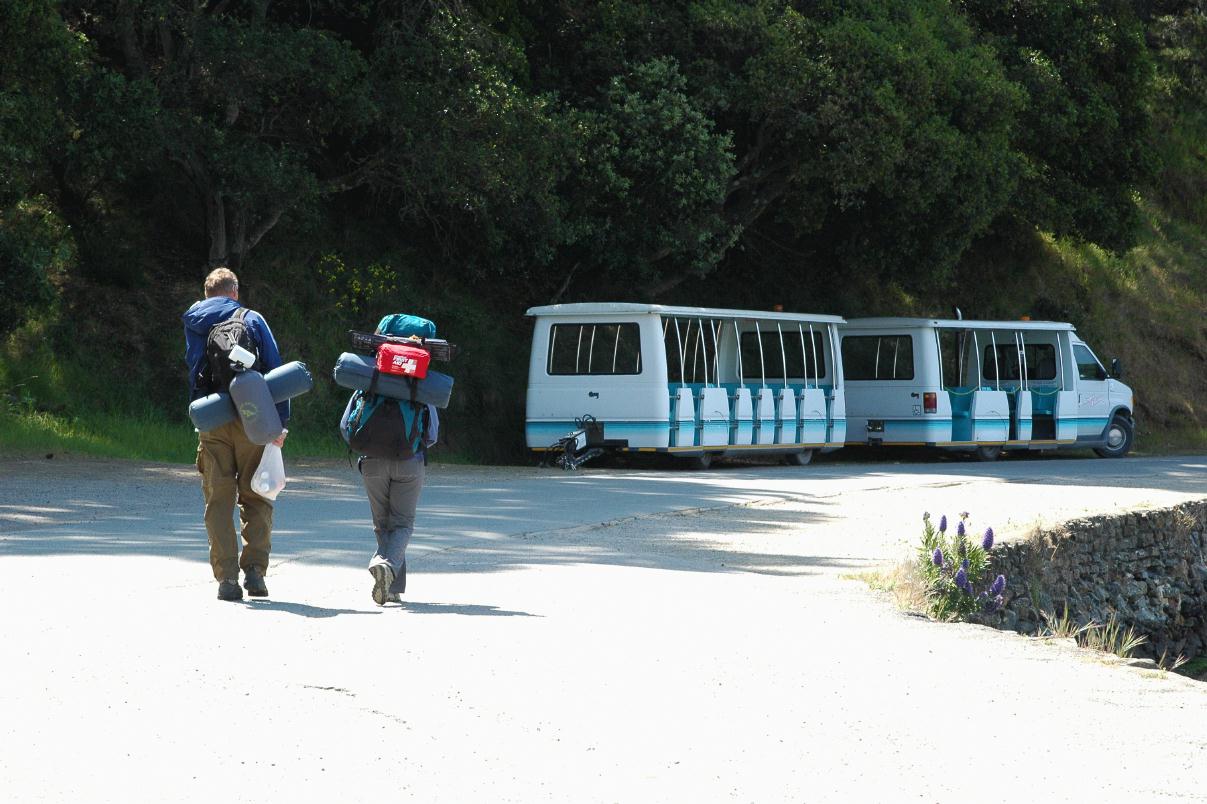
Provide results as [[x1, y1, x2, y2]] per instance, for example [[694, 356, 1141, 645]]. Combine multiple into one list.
[[251, 442, 287, 500]]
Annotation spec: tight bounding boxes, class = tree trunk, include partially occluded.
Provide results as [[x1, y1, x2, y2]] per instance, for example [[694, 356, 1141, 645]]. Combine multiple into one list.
[[205, 190, 229, 268]]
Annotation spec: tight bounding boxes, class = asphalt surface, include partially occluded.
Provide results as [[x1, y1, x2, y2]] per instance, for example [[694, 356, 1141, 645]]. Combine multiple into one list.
[[1, 452, 1205, 802]]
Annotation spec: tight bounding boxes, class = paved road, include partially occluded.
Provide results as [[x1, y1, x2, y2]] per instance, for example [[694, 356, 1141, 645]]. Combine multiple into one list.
[[1, 454, 1205, 802]]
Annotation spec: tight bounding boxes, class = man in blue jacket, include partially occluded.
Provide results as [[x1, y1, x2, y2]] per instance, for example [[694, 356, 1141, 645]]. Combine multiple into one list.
[[183, 267, 289, 602]]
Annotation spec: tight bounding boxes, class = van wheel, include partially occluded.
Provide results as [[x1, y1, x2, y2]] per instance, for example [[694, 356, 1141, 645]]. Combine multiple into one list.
[[974, 446, 1002, 462], [785, 450, 814, 466], [1094, 416, 1134, 458]]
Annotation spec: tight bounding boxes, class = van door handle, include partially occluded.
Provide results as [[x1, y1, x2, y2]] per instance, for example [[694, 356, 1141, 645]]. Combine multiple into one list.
[[588, 391, 599, 398], [910, 393, 920, 398]]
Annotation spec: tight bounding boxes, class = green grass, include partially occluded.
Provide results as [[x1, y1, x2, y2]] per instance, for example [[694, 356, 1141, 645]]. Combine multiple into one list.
[[0, 407, 197, 463], [0, 405, 480, 464], [1177, 656, 1207, 681]]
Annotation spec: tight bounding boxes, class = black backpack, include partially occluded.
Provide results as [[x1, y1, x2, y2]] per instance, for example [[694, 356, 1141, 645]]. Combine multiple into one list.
[[198, 308, 261, 395], [346, 390, 428, 460]]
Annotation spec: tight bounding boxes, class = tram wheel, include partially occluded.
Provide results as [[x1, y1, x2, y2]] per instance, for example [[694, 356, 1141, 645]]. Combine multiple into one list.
[[974, 445, 1002, 462], [785, 449, 814, 466]]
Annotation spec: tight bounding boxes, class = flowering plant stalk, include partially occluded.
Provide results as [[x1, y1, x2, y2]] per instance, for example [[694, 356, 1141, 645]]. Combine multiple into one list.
[[917, 512, 1005, 619]]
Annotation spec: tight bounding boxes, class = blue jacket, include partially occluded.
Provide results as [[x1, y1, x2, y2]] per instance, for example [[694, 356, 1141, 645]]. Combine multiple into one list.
[[182, 296, 289, 424]]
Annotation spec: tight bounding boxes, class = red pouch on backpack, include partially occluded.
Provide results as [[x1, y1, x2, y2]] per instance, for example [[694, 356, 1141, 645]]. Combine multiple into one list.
[[376, 342, 430, 379]]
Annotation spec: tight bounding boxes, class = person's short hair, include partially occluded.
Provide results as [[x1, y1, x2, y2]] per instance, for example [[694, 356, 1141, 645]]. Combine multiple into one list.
[[204, 267, 239, 297]]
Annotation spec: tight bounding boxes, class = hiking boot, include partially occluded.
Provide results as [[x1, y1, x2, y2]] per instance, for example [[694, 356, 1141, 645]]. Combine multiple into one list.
[[243, 567, 268, 598], [217, 579, 243, 601], [386, 592, 402, 604], [370, 563, 394, 606]]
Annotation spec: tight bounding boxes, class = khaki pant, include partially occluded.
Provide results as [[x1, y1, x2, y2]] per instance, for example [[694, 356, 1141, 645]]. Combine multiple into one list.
[[196, 420, 273, 582]]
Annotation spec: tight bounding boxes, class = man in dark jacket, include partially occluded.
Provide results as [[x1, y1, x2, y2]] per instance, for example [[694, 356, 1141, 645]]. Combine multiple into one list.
[[183, 267, 289, 601]]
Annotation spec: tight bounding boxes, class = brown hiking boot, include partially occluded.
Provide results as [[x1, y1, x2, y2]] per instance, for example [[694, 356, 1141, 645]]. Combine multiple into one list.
[[243, 567, 268, 598], [217, 579, 243, 601]]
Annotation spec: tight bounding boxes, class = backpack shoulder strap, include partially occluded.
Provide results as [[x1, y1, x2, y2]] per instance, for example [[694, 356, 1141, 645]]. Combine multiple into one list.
[[231, 307, 249, 323]]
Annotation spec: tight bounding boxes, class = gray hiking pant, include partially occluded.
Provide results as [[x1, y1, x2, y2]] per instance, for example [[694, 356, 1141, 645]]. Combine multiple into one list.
[[359, 455, 425, 594]]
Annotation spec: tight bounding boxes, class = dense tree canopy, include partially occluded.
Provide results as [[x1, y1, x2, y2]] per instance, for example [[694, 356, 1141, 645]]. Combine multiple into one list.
[[0, 0, 1194, 337]]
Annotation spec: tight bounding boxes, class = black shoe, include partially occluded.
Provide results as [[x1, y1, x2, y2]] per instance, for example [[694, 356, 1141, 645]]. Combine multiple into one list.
[[217, 580, 243, 601], [243, 567, 269, 598], [370, 564, 394, 606]]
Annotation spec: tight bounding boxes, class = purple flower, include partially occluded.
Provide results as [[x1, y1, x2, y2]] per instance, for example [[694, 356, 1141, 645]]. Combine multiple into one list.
[[993, 594, 1004, 611], [954, 567, 968, 590], [932, 548, 943, 567], [961, 558, 969, 571], [957, 521, 966, 538], [959, 511, 970, 520], [990, 575, 1006, 596], [939, 515, 947, 533], [982, 527, 995, 550]]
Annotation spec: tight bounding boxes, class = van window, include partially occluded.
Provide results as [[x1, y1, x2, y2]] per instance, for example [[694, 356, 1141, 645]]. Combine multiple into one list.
[[1073, 344, 1107, 381], [982, 343, 1060, 382], [842, 335, 914, 381], [740, 330, 827, 382], [548, 323, 642, 375]]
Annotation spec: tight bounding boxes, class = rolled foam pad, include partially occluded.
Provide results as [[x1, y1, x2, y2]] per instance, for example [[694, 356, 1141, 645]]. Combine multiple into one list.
[[332, 352, 453, 408], [229, 370, 284, 444], [188, 361, 314, 432]]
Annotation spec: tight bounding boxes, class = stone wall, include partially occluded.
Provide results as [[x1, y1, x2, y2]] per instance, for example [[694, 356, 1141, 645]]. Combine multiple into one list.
[[974, 500, 1207, 660]]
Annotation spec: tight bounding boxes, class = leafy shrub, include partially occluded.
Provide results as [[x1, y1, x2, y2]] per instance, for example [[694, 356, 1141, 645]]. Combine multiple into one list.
[[917, 512, 1006, 620]]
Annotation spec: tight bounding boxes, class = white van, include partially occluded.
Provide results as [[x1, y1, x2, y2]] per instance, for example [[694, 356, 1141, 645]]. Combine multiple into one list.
[[526, 303, 847, 467], [839, 318, 1134, 459]]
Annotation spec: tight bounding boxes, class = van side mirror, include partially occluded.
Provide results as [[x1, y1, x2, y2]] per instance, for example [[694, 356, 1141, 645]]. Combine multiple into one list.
[[1110, 358, 1123, 379]]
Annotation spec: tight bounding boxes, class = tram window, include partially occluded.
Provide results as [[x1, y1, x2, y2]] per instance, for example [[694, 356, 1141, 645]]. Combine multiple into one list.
[[548, 323, 642, 375], [1024, 344, 1057, 380], [842, 335, 914, 381], [665, 319, 720, 384], [739, 330, 827, 381], [982, 344, 1023, 381]]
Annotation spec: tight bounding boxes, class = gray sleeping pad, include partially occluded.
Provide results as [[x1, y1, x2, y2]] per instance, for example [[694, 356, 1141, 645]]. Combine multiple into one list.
[[189, 361, 313, 433], [332, 352, 453, 408]]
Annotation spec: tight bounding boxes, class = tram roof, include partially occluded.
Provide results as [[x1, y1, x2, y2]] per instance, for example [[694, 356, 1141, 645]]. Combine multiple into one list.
[[842, 317, 1076, 332], [526, 302, 845, 324]]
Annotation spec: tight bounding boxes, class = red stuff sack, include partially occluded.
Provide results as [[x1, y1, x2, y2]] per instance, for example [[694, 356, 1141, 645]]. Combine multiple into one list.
[[376, 342, 430, 379]]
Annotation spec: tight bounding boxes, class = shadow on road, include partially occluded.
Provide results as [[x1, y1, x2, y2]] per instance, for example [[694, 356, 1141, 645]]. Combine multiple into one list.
[[395, 601, 539, 617], [1, 455, 1203, 579], [242, 599, 381, 618]]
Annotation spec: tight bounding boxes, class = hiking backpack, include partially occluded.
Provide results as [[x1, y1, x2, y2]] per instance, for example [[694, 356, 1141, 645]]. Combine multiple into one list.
[[346, 392, 428, 460], [198, 308, 261, 395], [344, 313, 437, 459]]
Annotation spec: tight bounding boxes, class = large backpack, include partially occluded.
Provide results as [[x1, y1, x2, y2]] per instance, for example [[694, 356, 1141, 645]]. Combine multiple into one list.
[[346, 392, 427, 459], [198, 308, 261, 395], [344, 313, 436, 458]]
